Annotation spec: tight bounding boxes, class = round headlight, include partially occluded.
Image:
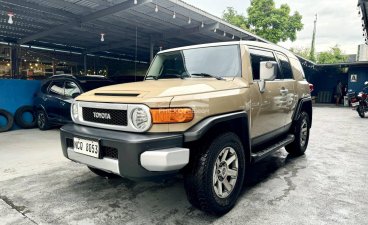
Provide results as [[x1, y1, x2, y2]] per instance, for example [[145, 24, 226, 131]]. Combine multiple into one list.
[[71, 103, 78, 119], [131, 107, 150, 131]]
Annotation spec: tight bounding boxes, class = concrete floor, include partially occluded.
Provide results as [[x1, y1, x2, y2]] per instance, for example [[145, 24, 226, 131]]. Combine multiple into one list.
[[0, 106, 367, 225]]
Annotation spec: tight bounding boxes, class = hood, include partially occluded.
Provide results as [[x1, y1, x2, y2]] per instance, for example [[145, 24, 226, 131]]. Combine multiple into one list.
[[78, 78, 247, 101]]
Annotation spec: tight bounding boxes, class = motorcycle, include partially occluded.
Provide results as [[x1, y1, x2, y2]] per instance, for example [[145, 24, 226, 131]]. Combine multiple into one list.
[[348, 81, 368, 118]]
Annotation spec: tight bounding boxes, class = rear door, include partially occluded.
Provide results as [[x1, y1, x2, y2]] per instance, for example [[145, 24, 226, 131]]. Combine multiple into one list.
[[275, 52, 298, 126], [46, 80, 65, 121], [249, 48, 285, 139]]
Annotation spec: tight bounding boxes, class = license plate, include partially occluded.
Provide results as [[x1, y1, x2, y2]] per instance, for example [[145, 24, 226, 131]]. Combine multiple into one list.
[[73, 137, 100, 158], [351, 102, 359, 107]]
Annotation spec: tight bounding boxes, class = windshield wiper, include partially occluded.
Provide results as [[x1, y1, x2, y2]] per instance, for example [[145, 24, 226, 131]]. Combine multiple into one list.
[[145, 75, 158, 80], [191, 73, 225, 80]]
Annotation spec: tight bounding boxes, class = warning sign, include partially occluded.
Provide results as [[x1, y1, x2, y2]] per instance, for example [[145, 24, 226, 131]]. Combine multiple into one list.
[[350, 74, 357, 82]]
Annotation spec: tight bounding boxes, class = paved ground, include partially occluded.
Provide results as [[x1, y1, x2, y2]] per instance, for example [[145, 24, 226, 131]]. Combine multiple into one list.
[[0, 106, 367, 225]]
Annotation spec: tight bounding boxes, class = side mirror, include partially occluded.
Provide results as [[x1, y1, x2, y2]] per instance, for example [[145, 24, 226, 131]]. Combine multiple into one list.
[[259, 61, 278, 92]]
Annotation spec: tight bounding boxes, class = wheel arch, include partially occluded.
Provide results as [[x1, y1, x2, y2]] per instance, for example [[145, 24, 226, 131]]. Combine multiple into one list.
[[184, 111, 251, 163], [293, 98, 312, 128]]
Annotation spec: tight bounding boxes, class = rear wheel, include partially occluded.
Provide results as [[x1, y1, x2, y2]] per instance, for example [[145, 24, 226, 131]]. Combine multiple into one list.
[[184, 132, 246, 215], [357, 105, 365, 118], [88, 166, 120, 179], [285, 111, 310, 156], [37, 109, 50, 130]]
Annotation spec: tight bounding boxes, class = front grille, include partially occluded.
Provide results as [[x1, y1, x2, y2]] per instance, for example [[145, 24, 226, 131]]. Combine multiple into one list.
[[82, 107, 127, 126], [66, 138, 73, 148]]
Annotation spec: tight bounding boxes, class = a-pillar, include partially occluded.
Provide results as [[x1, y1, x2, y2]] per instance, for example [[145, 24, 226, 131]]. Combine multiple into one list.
[[150, 40, 154, 63]]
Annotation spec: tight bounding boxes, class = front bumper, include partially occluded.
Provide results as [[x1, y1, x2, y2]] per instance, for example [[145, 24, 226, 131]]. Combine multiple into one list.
[[60, 124, 189, 180]]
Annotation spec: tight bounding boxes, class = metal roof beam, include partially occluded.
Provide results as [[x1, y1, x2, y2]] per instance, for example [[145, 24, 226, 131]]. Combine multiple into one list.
[[152, 22, 219, 41], [18, 0, 152, 45]]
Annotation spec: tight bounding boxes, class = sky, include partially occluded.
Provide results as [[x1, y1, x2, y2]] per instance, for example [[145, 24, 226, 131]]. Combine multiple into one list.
[[183, 0, 364, 54]]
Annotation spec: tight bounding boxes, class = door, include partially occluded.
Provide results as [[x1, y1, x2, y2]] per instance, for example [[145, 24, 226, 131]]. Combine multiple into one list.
[[275, 52, 298, 126], [248, 48, 286, 139], [62, 81, 82, 121], [46, 80, 65, 121]]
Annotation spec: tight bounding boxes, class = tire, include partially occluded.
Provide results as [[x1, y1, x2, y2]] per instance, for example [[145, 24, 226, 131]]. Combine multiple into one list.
[[14, 106, 37, 129], [357, 106, 365, 118], [88, 166, 120, 179], [0, 109, 14, 132], [184, 132, 246, 215], [36, 109, 50, 130], [285, 111, 310, 156]]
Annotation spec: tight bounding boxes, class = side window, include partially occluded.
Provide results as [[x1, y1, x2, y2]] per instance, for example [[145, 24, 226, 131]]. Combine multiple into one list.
[[48, 81, 64, 96], [276, 53, 294, 79], [249, 49, 278, 80], [65, 81, 81, 98]]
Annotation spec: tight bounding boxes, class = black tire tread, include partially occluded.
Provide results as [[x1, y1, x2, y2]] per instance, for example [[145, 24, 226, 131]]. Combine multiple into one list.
[[14, 105, 37, 129], [184, 132, 245, 215], [37, 109, 50, 130], [0, 109, 14, 132], [285, 111, 310, 156]]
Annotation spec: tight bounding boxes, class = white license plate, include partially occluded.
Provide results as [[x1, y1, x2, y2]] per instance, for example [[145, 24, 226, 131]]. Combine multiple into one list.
[[351, 102, 359, 107], [73, 137, 100, 158]]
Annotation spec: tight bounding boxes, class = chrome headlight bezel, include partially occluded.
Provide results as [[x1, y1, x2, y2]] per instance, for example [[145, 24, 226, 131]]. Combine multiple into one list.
[[129, 105, 152, 132]]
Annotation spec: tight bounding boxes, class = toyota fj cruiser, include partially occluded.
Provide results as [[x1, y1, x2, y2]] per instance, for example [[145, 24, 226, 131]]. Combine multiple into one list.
[[60, 41, 312, 215]]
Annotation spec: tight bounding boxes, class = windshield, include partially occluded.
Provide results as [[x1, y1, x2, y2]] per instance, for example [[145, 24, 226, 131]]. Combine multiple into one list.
[[146, 45, 241, 79]]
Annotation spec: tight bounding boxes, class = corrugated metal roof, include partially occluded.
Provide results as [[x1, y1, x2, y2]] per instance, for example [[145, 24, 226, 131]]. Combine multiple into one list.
[[0, 0, 267, 62]]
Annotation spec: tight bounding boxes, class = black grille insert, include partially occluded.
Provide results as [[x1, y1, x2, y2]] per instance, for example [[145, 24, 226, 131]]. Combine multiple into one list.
[[102, 146, 118, 159], [82, 107, 127, 126]]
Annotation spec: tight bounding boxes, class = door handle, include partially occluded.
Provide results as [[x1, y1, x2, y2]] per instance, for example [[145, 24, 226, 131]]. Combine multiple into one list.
[[280, 88, 289, 94]]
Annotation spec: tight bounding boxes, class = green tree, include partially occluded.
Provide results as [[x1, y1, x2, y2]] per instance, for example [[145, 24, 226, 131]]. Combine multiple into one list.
[[222, 0, 303, 43], [316, 45, 348, 64], [290, 47, 312, 61]]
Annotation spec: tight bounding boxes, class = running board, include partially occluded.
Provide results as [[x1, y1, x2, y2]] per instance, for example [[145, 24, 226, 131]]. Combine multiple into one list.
[[251, 134, 295, 163]]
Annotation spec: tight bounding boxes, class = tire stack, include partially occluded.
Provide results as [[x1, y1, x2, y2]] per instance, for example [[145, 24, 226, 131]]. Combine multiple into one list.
[[0, 106, 37, 133]]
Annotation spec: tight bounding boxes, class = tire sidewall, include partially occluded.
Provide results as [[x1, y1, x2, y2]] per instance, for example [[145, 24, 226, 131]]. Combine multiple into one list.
[[296, 112, 310, 152], [14, 106, 37, 129], [204, 133, 246, 212], [0, 109, 14, 132]]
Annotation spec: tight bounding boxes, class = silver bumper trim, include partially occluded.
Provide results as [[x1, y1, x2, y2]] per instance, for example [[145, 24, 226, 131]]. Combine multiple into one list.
[[140, 148, 190, 172], [67, 148, 120, 175]]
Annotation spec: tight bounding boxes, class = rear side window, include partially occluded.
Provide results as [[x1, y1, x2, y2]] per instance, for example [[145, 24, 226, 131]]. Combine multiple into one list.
[[65, 81, 81, 97], [249, 49, 278, 80], [276, 53, 294, 79], [48, 81, 64, 96]]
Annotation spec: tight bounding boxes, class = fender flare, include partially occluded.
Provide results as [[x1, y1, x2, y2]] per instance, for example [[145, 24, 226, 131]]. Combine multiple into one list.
[[292, 97, 313, 128], [184, 111, 251, 163]]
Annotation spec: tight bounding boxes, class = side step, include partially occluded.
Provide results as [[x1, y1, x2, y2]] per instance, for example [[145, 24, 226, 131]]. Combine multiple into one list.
[[251, 134, 295, 163]]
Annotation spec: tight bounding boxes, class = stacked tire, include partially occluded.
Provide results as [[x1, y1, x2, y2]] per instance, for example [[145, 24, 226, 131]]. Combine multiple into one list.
[[0, 109, 13, 133], [0, 105, 37, 133]]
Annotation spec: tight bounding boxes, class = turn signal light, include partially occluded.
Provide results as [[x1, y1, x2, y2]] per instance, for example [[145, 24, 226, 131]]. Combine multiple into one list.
[[150, 108, 194, 124]]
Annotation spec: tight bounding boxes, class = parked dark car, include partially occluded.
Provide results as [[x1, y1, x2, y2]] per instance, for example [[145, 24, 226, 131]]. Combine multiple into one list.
[[34, 74, 115, 130]]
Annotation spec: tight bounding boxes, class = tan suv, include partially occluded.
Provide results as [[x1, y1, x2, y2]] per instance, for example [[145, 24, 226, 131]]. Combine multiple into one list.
[[60, 41, 312, 215]]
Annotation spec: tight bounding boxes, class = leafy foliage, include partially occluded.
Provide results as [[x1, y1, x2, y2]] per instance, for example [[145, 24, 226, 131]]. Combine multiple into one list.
[[222, 0, 303, 43], [290, 45, 348, 64], [316, 45, 348, 64]]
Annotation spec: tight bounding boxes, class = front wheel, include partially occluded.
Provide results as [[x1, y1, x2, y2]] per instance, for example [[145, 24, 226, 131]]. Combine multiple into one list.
[[357, 105, 365, 118], [285, 111, 310, 156], [184, 132, 246, 215]]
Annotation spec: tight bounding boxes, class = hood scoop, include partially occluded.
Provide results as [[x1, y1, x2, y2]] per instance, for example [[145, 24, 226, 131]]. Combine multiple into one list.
[[94, 93, 140, 97]]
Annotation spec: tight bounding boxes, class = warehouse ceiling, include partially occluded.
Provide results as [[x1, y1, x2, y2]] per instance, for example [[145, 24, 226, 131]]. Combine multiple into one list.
[[0, 0, 269, 62]]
